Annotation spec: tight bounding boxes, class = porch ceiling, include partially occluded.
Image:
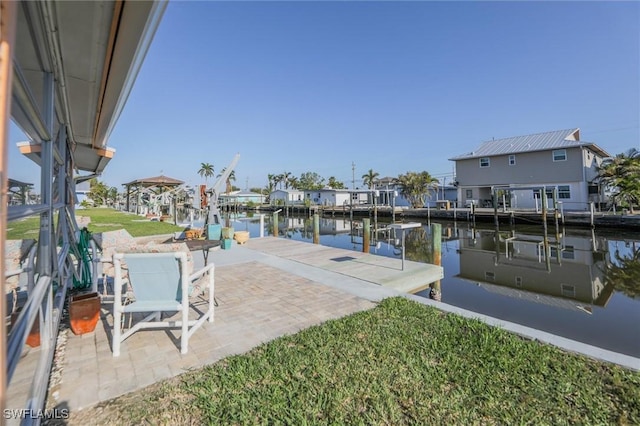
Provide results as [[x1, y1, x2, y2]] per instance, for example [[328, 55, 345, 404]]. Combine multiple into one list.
[[12, 1, 167, 174]]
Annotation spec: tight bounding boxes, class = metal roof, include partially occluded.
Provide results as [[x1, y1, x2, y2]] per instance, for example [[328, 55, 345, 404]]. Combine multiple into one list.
[[449, 128, 611, 160], [123, 175, 184, 187], [13, 1, 167, 174]]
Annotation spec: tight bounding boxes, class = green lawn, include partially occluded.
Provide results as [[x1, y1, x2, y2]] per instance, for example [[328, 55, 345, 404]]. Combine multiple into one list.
[[72, 298, 640, 425], [6, 208, 183, 240]]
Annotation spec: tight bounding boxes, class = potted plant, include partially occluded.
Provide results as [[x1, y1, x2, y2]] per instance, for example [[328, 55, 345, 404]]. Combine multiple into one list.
[[221, 226, 235, 240]]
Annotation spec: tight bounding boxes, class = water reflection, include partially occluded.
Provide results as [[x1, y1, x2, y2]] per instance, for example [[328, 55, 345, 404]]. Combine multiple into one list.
[[456, 227, 611, 314], [605, 243, 640, 300]]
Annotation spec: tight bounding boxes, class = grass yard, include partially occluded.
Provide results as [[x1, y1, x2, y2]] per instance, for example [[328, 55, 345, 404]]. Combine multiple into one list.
[[70, 298, 640, 425], [6, 208, 183, 240]]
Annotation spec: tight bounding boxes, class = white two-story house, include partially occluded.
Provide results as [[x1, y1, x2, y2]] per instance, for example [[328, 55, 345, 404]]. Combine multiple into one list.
[[449, 128, 611, 211]]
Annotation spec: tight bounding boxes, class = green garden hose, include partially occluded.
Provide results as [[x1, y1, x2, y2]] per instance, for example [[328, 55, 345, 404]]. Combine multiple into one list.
[[73, 228, 93, 289]]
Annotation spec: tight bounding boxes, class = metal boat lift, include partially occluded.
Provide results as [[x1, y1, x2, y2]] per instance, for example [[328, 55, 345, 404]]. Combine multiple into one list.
[[0, 1, 167, 422]]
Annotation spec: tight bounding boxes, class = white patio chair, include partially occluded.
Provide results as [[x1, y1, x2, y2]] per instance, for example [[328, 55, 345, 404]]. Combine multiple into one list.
[[112, 251, 214, 356]]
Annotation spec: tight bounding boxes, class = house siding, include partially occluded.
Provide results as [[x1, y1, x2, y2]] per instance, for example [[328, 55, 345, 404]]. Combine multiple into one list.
[[456, 147, 585, 186], [270, 190, 305, 205]]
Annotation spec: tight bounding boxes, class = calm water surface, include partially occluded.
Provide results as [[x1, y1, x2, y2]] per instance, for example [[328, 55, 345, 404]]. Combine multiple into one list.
[[181, 210, 640, 358]]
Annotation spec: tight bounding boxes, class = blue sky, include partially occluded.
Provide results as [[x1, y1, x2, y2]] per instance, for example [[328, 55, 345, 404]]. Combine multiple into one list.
[[8, 0, 640, 192]]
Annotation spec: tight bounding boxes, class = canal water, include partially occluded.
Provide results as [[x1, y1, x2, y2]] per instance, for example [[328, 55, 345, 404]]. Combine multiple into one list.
[[179, 210, 640, 358]]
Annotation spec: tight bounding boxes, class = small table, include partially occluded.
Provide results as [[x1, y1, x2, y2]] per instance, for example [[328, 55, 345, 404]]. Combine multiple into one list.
[[184, 239, 221, 306], [185, 239, 221, 266], [388, 223, 422, 270]]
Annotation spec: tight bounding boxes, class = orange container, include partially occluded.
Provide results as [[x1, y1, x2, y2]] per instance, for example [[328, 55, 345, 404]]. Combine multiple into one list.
[[70, 292, 101, 335], [11, 311, 40, 347]]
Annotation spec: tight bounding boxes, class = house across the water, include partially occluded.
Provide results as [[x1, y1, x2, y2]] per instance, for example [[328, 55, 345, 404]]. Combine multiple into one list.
[[449, 128, 611, 211], [219, 190, 265, 205]]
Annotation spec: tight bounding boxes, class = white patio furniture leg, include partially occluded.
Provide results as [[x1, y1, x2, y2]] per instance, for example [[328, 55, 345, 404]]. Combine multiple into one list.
[[112, 256, 123, 357], [208, 266, 215, 323]]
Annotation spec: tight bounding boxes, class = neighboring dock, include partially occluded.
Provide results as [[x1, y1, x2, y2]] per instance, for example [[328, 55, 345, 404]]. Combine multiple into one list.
[[254, 205, 640, 230]]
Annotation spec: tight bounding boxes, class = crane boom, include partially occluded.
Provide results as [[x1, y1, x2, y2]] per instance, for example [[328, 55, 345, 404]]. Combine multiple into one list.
[[206, 153, 240, 227]]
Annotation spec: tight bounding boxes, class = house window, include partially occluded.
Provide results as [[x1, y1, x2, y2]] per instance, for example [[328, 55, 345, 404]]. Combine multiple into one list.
[[562, 246, 575, 259], [553, 149, 567, 162], [588, 185, 599, 195], [561, 284, 575, 298], [558, 185, 570, 199], [533, 189, 554, 199], [509, 155, 516, 165], [549, 245, 575, 260], [466, 189, 473, 198], [480, 157, 490, 168]]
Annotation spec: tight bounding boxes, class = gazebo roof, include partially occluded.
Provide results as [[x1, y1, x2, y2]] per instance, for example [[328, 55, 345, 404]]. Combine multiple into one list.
[[123, 175, 184, 187], [8, 178, 34, 189]]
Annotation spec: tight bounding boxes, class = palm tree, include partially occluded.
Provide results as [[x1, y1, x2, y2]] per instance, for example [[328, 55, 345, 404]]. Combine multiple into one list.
[[327, 176, 345, 189], [266, 174, 276, 194], [288, 176, 299, 190], [108, 187, 118, 206], [274, 174, 284, 190], [198, 163, 215, 185], [598, 149, 640, 213], [362, 169, 380, 190], [218, 168, 236, 195], [281, 171, 292, 189], [394, 171, 439, 208]]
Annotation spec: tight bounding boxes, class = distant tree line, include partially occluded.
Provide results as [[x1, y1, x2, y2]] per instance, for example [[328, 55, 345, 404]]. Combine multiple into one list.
[[81, 148, 639, 211], [263, 169, 440, 208]]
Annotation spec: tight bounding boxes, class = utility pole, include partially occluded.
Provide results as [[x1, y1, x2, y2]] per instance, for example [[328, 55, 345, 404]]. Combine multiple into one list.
[[352, 161, 355, 190]]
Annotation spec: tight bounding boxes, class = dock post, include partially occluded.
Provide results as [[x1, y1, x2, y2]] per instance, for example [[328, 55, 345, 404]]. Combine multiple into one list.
[[471, 203, 476, 227], [492, 187, 499, 228], [542, 188, 548, 235], [553, 188, 560, 239], [374, 191, 378, 224], [590, 202, 595, 228], [259, 214, 265, 238], [363, 218, 370, 253], [313, 213, 320, 244], [273, 211, 279, 237], [392, 192, 396, 222], [429, 223, 442, 301]]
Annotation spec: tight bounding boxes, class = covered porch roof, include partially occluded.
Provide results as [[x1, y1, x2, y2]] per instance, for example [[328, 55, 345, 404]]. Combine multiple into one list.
[[13, 0, 166, 175]]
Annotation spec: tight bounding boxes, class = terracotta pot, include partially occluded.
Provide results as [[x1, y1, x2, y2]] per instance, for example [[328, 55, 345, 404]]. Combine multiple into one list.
[[11, 310, 40, 348], [70, 292, 101, 335]]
